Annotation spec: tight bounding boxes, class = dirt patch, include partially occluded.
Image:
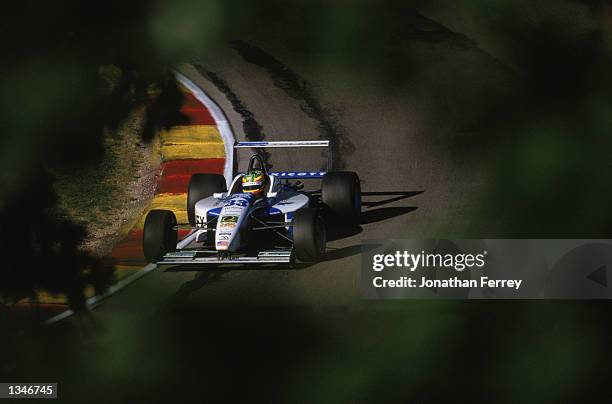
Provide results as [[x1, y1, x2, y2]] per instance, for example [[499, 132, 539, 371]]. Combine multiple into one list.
[[54, 108, 160, 257]]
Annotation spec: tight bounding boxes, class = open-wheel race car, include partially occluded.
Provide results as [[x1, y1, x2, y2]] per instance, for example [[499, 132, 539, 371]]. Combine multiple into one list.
[[143, 140, 361, 266]]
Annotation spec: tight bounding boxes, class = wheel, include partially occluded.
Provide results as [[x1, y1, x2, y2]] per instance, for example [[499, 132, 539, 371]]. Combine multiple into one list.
[[187, 174, 227, 226], [293, 209, 326, 262], [143, 209, 178, 262], [321, 171, 361, 223]]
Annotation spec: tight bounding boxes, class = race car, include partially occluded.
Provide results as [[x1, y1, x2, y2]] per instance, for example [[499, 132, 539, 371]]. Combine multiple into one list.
[[142, 140, 361, 266]]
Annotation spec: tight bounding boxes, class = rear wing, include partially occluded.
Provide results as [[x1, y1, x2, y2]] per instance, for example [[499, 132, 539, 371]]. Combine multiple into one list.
[[234, 140, 331, 178]]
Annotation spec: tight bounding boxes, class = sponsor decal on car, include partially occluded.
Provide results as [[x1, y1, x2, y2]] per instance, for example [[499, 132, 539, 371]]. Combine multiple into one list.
[[220, 215, 238, 224], [195, 215, 206, 226], [219, 215, 238, 229], [224, 198, 249, 208], [216, 240, 229, 247], [270, 172, 326, 178], [217, 235, 230, 241], [221, 207, 244, 215]]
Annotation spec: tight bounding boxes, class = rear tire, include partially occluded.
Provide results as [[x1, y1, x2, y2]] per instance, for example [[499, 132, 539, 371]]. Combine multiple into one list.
[[322, 171, 361, 223], [143, 209, 177, 262], [188, 174, 227, 226], [293, 209, 326, 262]]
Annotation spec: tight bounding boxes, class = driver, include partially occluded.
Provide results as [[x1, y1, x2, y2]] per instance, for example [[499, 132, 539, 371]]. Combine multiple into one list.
[[241, 170, 267, 197]]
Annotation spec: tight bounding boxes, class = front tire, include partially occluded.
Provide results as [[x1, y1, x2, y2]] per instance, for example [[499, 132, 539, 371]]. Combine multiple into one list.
[[322, 171, 361, 223], [187, 173, 227, 226], [293, 209, 326, 262], [143, 209, 178, 262]]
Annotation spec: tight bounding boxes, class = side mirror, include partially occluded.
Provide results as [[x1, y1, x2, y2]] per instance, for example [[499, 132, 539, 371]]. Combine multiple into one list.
[[213, 192, 226, 199], [267, 192, 278, 198]]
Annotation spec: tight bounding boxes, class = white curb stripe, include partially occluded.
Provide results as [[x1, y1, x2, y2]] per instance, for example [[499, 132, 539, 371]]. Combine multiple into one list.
[[174, 70, 235, 187]]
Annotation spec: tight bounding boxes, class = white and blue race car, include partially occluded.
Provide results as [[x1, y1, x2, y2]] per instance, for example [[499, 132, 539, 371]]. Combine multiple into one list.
[[143, 140, 361, 266]]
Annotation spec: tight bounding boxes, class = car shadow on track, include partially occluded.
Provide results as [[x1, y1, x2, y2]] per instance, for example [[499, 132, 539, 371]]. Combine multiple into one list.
[[361, 191, 423, 208], [326, 222, 362, 242], [359, 189, 422, 225], [361, 206, 418, 224]]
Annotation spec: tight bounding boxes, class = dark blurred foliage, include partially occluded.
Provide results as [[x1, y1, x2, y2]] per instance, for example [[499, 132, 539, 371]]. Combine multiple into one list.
[[3, 297, 612, 402], [0, 169, 113, 309], [0, 1, 188, 309], [444, 0, 612, 237]]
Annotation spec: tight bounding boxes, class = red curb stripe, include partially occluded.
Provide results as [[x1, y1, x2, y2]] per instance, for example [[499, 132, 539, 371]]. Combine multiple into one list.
[[110, 228, 192, 263], [156, 176, 192, 195], [157, 159, 226, 194], [181, 93, 215, 125], [160, 159, 225, 176], [181, 92, 209, 110], [183, 109, 216, 125], [150, 93, 215, 124]]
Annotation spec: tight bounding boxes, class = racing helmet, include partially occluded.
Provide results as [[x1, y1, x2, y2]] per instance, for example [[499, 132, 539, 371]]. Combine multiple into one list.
[[241, 170, 266, 196]]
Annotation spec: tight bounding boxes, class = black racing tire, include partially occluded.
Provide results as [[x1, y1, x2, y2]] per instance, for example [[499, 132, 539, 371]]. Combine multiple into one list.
[[293, 209, 326, 262], [187, 173, 227, 226], [143, 209, 178, 262], [321, 171, 361, 223]]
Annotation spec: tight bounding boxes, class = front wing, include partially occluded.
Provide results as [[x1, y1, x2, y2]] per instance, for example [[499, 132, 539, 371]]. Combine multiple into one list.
[[156, 249, 293, 266], [159, 219, 296, 267]]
